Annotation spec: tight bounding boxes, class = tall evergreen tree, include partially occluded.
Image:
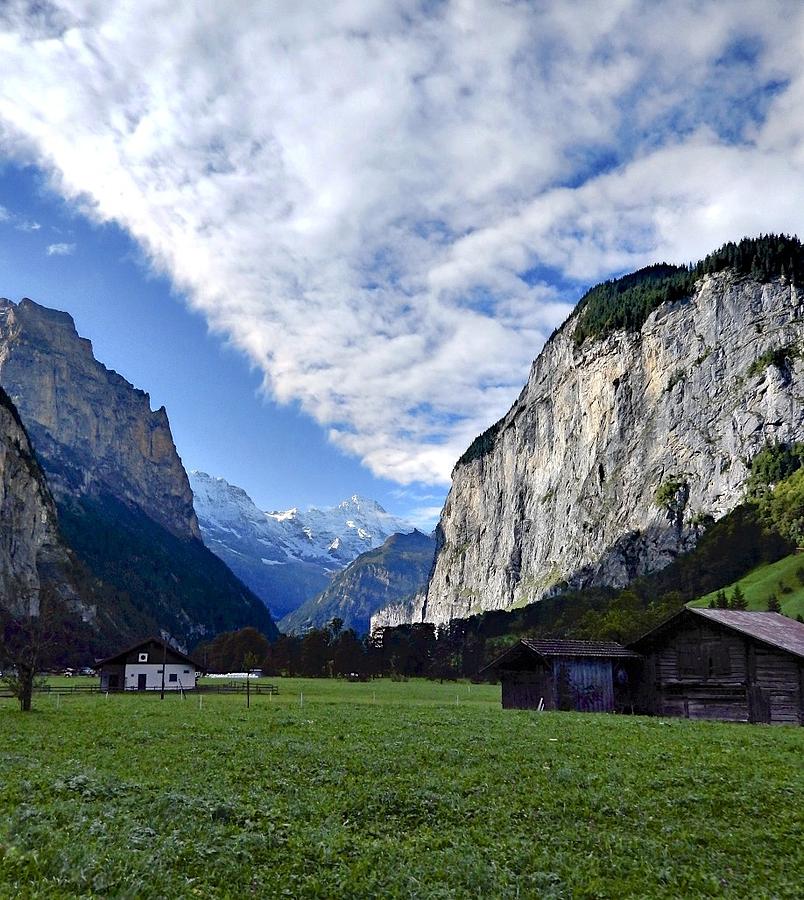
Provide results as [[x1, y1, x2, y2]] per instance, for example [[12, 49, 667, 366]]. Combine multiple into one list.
[[729, 584, 748, 610]]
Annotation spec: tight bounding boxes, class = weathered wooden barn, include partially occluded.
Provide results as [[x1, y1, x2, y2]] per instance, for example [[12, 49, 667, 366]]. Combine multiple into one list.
[[97, 637, 199, 692], [482, 639, 641, 713], [629, 609, 804, 725]]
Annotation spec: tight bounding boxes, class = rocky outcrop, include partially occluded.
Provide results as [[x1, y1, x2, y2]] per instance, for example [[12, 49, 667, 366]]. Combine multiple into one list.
[[0, 298, 199, 540], [281, 529, 435, 635], [0, 386, 87, 620], [375, 271, 804, 628]]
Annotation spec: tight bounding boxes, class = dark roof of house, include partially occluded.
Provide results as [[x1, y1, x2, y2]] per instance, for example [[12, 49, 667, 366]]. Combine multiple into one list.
[[521, 639, 641, 658], [630, 608, 804, 659], [481, 637, 640, 672], [96, 636, 199, 668]]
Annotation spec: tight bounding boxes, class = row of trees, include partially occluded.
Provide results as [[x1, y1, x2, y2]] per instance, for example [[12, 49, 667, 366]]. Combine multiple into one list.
[[195, 619, 470, 681], [574, 233, 804, 345]]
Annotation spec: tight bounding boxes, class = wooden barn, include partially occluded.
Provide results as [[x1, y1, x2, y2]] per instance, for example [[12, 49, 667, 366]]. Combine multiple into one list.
[[482, 639, 641, 713], [97, 637, 199, 692], [629, 609, 804, 725]]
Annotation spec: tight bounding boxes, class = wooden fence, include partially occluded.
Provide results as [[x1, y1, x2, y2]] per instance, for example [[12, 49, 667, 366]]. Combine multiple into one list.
[[0, 682, 279, 698]]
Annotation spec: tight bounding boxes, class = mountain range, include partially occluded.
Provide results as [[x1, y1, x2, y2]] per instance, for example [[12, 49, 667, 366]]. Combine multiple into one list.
[[190, 471, 414, 619], [279, 529, 436, 635], [3, 234, 803, 660]]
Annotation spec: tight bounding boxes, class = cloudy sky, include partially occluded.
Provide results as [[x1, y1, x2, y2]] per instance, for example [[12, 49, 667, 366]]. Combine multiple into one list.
[[1, 1, 803, 526]]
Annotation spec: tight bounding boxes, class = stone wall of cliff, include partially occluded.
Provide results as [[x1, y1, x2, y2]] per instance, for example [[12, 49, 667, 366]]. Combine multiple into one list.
[[374, 271, 804, 628], [0, 386, 84, 619]]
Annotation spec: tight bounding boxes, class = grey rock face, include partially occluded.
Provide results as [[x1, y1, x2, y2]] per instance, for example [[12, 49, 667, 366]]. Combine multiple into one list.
[[0, 298, 199, 540], [0, 387, 84, 619], [375, 273, 804, 628]]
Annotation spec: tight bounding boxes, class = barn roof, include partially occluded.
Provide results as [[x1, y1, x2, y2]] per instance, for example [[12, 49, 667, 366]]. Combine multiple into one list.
[[96, 636, 199, 668], [630, 608, 804, 659], [481, 637, 639, 672], [521, 639, 640, 658], [690, 609, 804, 658]]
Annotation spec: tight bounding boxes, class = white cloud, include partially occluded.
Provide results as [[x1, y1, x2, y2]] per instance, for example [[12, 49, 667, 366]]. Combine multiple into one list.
[[16, 219, 41, 231], [0, 2, 803, 485], [45, 241, 75, 256]]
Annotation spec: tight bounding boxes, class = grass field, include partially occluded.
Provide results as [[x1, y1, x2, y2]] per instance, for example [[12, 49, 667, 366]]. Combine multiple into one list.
[[1, 678, 802, 899], [690, 553, 804, 618]]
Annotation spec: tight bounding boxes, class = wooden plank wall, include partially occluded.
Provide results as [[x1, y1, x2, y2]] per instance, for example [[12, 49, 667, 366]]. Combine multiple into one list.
[[554, 659, 614, 713], [754, 647, 802, 725], [500, 669, 555, 710], [645, 619, 802, 725]]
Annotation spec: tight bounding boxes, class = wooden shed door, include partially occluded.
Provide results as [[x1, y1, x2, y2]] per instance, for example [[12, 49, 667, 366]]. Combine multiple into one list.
[[137, 673, 147, 691], [747, 685, 770, 724]]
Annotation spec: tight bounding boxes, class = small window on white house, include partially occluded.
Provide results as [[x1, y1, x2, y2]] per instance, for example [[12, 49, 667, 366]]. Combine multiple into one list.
[[169, 673, 178, 682], [138, 652, 149, 662], [183, 669, 189, 674]]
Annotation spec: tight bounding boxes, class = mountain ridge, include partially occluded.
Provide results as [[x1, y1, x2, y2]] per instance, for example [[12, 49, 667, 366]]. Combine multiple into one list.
[[280, 529, 436, 635]]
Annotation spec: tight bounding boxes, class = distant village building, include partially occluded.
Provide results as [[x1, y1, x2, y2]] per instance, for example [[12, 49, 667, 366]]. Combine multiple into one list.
[[482, 639, 641, 713], [629, 609, 804, 725], [97, 638, 199, 692]]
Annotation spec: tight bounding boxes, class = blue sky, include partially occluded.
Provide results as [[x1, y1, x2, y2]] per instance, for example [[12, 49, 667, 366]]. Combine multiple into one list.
[[1, 1, 803, 529], [0, 162, 427, 519]]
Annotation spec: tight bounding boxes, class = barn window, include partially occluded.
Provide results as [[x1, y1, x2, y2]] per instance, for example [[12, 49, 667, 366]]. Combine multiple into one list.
[[138, 652, 149, 662], [183, 669, 189, 674], [169, 673, 178, 682], [708, 644, 731, 676], [677, 643, 706, 677]]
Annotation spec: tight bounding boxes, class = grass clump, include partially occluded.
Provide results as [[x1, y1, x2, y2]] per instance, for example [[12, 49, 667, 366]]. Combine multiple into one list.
[[746, 344, 801, 379]]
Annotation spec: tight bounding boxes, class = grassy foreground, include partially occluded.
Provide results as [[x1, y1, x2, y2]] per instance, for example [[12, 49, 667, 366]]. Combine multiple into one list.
[[1, 678, 802, 899]]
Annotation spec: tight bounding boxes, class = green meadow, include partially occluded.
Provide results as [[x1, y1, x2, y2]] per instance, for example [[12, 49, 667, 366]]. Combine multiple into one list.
[[690, 553, 804, 619], [1, 678, 802, 899]]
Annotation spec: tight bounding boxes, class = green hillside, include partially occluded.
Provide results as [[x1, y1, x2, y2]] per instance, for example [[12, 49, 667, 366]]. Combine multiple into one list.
[[689, 553, 804, 619]]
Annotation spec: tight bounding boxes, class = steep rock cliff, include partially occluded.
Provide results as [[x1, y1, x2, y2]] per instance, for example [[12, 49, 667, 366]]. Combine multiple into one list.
[[0, 297, 276, 647], [0, 298, 199, 540], [375, 271, 804, 627], [0, 386, 86, 619]]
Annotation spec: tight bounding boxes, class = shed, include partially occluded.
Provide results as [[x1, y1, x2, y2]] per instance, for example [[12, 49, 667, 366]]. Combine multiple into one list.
[[482, 639, 641, 712], [97, 637, 199, 692], [629, 609, 804, 725]]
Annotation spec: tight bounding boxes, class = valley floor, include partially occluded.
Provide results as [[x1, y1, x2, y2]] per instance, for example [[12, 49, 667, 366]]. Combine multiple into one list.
[[1, 678, 801, 898]]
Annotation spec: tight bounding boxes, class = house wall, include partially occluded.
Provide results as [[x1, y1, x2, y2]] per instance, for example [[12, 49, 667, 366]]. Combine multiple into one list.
[[553, 659, 614, 712], [640, 618, 802, 724], [99, 664, 124, 691], [500, 668, 555, 709], [122, 663, 197, 691], [753, 645, 802, 725], [500, 659, 616, 712]]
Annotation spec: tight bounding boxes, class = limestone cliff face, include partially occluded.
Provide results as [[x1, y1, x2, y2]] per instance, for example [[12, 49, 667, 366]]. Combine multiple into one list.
[[0, 386, 84, 619], [374, 272, 804, 628], [0, 298, 199, 540]]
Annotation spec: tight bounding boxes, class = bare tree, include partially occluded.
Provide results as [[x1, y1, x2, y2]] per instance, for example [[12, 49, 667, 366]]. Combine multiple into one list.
[[0, 578, 54, 712]]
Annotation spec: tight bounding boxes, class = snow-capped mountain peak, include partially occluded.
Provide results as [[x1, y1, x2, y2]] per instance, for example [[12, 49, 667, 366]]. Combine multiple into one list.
[[188, 471, 414, 619]]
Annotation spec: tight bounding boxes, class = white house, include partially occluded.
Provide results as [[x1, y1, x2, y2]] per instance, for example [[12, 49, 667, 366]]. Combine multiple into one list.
[[97, 637, 199, 692]]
